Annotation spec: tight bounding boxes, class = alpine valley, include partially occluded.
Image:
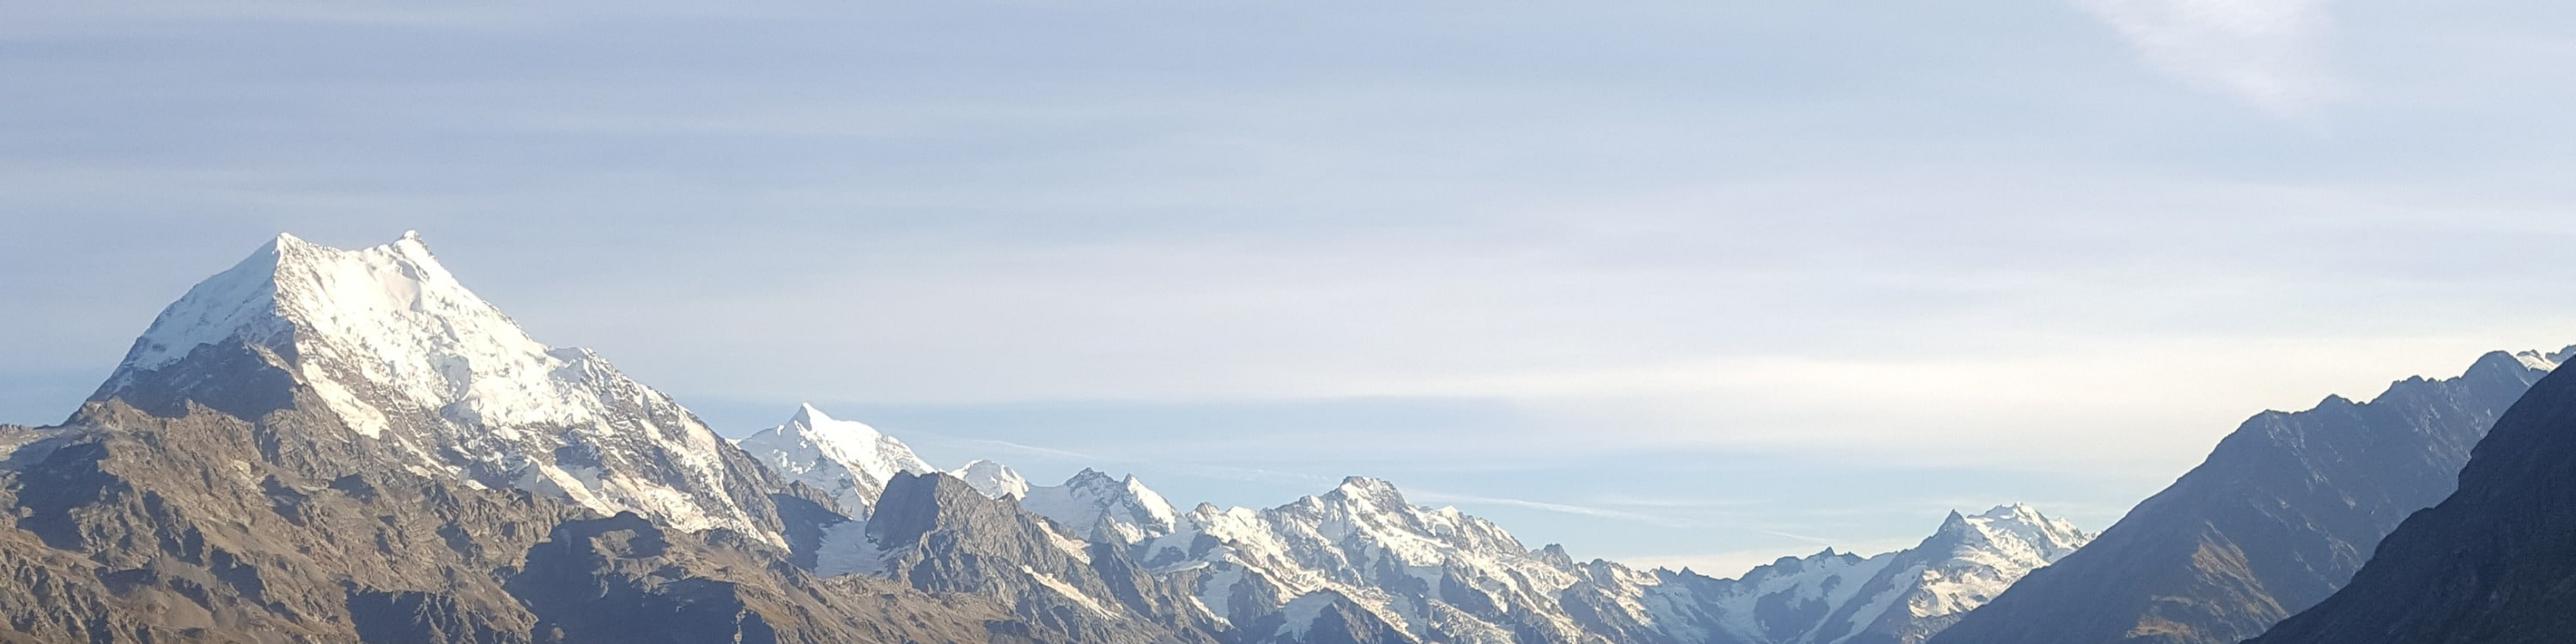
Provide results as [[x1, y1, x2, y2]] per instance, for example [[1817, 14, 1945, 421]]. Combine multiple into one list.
[[2, 231, 2569, 643]]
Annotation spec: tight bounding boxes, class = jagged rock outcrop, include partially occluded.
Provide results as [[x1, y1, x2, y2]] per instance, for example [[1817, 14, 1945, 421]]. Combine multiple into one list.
[[1929, 349, 2566, 644], [2246, 353, 2576, 643]]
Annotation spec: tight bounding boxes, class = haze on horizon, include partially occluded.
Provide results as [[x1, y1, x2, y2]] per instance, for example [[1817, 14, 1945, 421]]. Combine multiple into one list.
[[5, 0, 2576, 576]]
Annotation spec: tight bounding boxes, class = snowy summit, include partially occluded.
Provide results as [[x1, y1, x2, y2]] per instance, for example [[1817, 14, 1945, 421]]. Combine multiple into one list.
[[97, 232, 781, 541], [736, 403, 938, 517]]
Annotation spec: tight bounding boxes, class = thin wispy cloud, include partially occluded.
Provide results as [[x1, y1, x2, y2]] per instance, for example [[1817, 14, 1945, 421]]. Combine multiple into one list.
[[1164, 463, 1341, 487], [1755, 529, 1838, 547], [959, 438, 1100, 463], [2075, 0, 2341, 116], [942, 434, 1341, 488], [1407, 489, 1690, 527]]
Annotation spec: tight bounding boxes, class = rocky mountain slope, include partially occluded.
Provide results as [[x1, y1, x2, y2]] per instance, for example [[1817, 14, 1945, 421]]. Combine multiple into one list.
[[1927, 348, 2566, 644], [2245, 355, 2576, 643]]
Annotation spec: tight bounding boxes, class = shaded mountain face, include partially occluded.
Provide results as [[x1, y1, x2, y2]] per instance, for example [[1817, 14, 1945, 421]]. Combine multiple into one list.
[[2246, 357, 2576, 643], [1929, 349, 2566, 644]]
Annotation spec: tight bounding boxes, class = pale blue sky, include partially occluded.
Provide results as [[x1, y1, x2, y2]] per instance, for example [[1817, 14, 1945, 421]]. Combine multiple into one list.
[[6, 0, 2576, 574]]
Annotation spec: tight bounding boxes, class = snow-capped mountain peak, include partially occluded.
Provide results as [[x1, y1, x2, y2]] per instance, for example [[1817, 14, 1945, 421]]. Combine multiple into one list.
[[1890, 504, 2096, 634], [2506, 345, 2576, 372], [736, 404, 936, 517], [780, 404, 929, 472], [789, 402, 826, 424], [96, 232, 781, 541], [1933, 503, 2088, 563], [117, 231, 586, 434], [1325, 476, 1404, 507], [953, 459, 1031, 500], [1020, 468, 1180, 544]]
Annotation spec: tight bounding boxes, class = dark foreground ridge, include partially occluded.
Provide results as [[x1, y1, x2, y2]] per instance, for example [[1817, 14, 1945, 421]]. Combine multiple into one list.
[[1929, 349, 2561, 644], [2247, 355, 2576, 643]]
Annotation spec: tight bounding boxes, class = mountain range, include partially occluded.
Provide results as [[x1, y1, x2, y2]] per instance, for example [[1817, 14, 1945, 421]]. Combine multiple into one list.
[[9, 230, 2574, 642]]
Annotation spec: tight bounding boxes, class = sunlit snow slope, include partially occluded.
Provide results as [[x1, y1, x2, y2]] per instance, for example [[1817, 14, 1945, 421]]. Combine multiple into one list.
[[94, 232, 783, 540]]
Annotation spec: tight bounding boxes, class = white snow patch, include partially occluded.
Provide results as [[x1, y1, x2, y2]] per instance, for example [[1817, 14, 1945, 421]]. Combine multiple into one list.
[[1022, 565, 1115, 617], [2513, 349, 2567, 372]]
